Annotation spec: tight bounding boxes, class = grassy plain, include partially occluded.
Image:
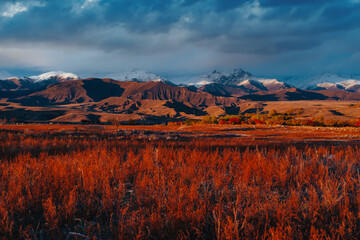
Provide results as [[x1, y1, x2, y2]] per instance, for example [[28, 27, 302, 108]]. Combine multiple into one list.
[[1, 124, 360, 239]]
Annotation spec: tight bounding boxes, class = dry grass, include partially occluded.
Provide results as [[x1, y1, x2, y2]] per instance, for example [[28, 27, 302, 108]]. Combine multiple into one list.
[[1, 125, 360, 239]]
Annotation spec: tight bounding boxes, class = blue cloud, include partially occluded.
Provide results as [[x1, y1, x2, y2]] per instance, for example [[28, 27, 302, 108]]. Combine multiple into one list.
[[0, 0, 359, 76]]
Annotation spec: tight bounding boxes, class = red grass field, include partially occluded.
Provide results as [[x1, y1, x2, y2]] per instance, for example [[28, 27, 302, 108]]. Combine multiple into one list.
[[1, 124, 360, 239]]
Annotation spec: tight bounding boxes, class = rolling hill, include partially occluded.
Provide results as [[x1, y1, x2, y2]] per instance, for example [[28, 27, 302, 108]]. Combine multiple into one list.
[[2, 70, 360, 123]]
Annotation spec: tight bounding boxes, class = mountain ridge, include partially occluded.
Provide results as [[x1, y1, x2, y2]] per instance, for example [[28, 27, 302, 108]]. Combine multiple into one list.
[[2, 75, 360, 123], [3, 69, 360, 93]]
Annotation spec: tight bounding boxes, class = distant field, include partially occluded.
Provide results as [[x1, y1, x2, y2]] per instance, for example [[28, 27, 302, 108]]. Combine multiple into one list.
[[1, 124, 360, 239], [2, 98, 360, 123]]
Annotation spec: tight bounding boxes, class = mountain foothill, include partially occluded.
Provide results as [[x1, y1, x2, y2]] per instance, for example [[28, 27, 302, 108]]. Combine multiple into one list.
[[1, 69, 360, 123]]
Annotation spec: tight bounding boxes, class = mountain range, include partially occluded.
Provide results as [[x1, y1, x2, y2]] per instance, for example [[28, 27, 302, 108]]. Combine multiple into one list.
[[1, 69, 360, 123], [2, 69, 360, 93], [0, 71, 79, 91]]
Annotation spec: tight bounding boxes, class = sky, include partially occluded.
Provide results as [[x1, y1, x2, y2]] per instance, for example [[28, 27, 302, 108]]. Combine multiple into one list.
[[0, 0, 359, 80]]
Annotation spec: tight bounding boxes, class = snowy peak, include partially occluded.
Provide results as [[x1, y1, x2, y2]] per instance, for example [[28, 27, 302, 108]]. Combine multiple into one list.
[[196, 69, 252, 86], [0, 71, 79, 91], [195, 69, 292, 93], [257, 79, 292, 91], [306, 73, 360, 92], [106, 70, 158, 82], [30, 71, 79, 82], [339, 79, 360, 89], [304, 73, 355, 88], [106, 70, 161, 82], [314, 80, 360, 92], [238, 79, 267, 91], [106, 70, 175, 85], [238, 78, 292, 91]]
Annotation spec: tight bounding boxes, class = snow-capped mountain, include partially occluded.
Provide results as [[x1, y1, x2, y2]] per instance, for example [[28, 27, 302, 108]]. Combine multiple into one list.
[[0, 71, 79, 91], [6, 71, 79, 83], [258, 79, 292, 91], [196, 69, 252, 86], [237, 78, 292, 91], [106, 70, 162, 82], [314, 82, 344, 91], [301, 73, 345, 89], [311, 80, 360, 92], [106, 70, 175, 85], [305, 73, 360, 92], [237, 79, 267, 91], [340, 80, 360, 92], [194, 69, 292, 93], [29, 71, 79, 82]]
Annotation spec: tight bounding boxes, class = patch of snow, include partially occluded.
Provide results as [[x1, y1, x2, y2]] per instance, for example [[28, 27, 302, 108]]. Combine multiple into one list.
[[237, 79, 266, 91], [317, 82, 338, 88], [196, 80, 212, 86], [257, 78, 289, 91], [339, 79, 360, 89], [152, 78, 171, 83], [237, 78, 290, 91]]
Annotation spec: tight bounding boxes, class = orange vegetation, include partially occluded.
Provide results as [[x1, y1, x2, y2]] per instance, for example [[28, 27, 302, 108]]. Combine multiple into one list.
[[1, 125, 360, 239]]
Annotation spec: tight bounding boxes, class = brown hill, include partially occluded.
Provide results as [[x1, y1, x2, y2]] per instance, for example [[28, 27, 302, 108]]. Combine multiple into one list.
[[239, 88, 360, 101], [0, 77, 60, 91], [87, 80, 242, 117], [239, 88, 330, 101], [15, 78, 124, 105], [4, 78, 360, 123], [0, 79, 19, 91], [16, 78, 240, 106], [197, 83, 253, 97], [316, 90, 360, 101], [3, 78, 242, 122]]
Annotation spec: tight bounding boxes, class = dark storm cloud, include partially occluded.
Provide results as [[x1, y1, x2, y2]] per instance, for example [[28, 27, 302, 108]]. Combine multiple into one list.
[[0, 0, 358, 49], [0, 0, 359, 75]]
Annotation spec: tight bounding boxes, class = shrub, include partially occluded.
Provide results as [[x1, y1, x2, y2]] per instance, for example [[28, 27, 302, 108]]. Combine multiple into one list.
[[1, 126, 360, 238]]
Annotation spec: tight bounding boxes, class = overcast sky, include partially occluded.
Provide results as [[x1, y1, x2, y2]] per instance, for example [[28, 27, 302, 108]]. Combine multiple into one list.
[[0, 0, 359, 79]]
